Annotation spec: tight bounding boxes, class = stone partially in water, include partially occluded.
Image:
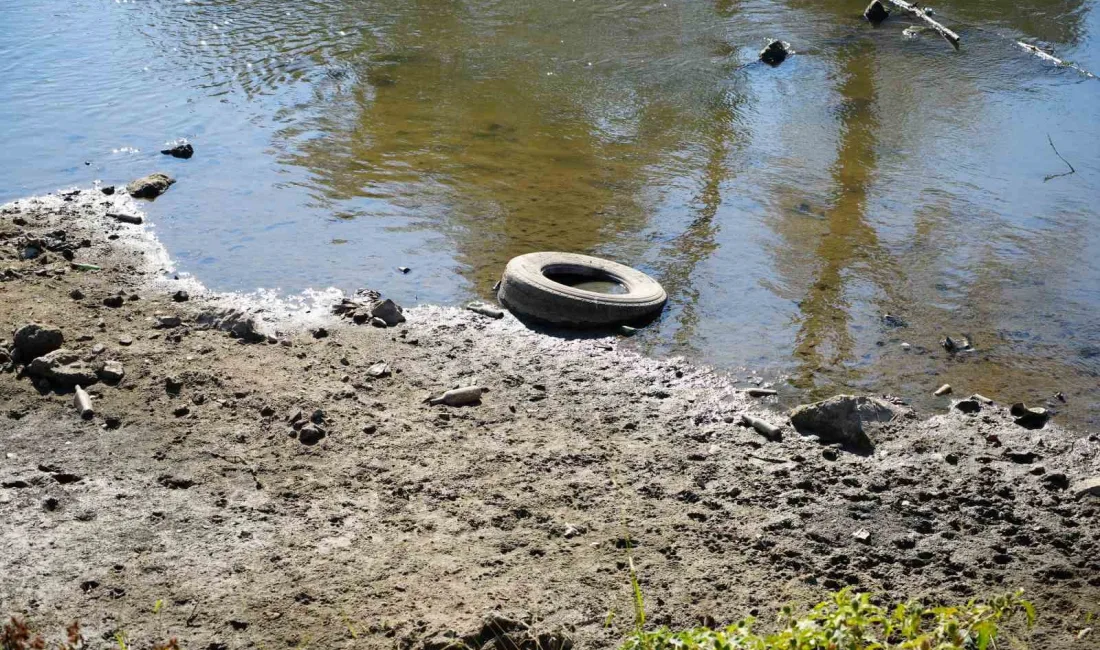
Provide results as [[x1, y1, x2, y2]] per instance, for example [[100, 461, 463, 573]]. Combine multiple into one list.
[[160, 142, 194, 159], [864, 0, 890, 25], [126, 173, 175, 199], [759, 40, 790, 66]]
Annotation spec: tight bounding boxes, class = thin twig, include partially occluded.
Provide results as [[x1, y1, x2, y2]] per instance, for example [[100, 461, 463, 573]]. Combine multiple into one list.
[[1044, 134, 1076, 182]]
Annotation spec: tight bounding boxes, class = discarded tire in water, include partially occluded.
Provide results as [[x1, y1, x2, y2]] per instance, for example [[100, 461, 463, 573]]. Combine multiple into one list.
[[497, 252, 667, 327]]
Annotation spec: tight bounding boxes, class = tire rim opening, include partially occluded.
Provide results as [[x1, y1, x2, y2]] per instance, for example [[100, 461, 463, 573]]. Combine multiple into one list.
[[542, 265, 628, 295]]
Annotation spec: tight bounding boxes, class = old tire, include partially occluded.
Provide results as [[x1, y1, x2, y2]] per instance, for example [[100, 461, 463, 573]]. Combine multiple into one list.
[[497, 252, 667, 327]]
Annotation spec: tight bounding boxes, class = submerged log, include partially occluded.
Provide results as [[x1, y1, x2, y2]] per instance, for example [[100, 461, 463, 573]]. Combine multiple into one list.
[[884, 0, 960, 50], [1017, 41, 1097, 79]]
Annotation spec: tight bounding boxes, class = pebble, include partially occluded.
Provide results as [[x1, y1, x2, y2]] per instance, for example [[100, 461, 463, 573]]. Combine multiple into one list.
[[118, 335, 133, 346], [367, 362, 391, 378], [172, 290, 190, 302], [70, 288, 84, 300]]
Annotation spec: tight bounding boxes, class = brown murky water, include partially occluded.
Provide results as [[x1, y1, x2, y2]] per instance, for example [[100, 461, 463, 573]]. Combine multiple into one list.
[[2, 0, 1099, 425]]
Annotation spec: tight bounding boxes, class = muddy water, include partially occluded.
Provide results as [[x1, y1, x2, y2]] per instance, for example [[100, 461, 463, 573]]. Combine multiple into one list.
[[2, 0, 1099, 426]]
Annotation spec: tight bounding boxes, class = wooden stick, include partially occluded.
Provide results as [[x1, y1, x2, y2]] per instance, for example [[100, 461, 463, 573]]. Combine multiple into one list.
[[884, 0, 960, 50], [1017, 42, 1097, 79]]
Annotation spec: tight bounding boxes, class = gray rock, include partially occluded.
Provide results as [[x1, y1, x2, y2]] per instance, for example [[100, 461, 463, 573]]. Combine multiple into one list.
[[298, 424, 325, 445], [1010, 403, 1050, 430], [95, 360, 125, 382], [370, 299, 406, 326], [367, 362, 390, 378], [13, 323, 64, 361], [197, 308, 263, 342], [26, 349, 99, 386], [1071, 477, 1100, 498], [160, 143, 194, 159], [155, 314, 182, 329], [788, 395, 903, 451], [126, 173, 175, 199], [370, 317, 387, 328]]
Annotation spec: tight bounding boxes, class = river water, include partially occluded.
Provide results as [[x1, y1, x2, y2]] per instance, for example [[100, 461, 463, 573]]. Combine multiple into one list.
[[2, 0, 1099, 426]]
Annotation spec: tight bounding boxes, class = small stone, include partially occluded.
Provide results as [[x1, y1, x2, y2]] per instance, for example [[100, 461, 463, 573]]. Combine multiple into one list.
[[103, 295, 124, 308], [70, 288, 85, 300], [118, 335, 133, 346], [369, 299, 406, 326], [863, 0, 890, 24], [96, 360, 125, 382], [173, 405, 190, 417], [367, 362, 390, 378], [298, 424, 325, 445], [172, 290, 190, 302], [126, 172, 175, 199], [165, 376, 183, 394], [370, 317, 387, 328], [260, 405, 276, 417], [312, 327, 329, 339], [310, 409, 325, 424], [101, 186, 116, 196], [788, 395, 904, 451], [160, 143, 194, 159], [1042, 473, 1070, 491], [954, 399, 981, 414], [822, 448, 839, 461], [287, 408, 303, 424], [852, 529, 871, 543], [900, 342, 911, 350], [1010, 403, 1049, 430], [155, 314, 182, 329], [945, 453, 959, 465], [759, 39, 790, 65]]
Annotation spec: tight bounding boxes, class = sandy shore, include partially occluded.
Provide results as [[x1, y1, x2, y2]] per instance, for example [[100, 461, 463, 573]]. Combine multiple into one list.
[[0, 186, 1098, 649]]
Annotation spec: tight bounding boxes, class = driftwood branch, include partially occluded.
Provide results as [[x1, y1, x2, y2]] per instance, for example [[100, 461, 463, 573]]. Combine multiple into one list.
[[884, 0, 960, 50], [1017, 41, 1097, 79], [1044, 134, 1076, 182]]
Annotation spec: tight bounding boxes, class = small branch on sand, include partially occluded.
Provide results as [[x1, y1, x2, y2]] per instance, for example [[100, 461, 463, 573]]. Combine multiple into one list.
[[1044, 134, 1076, 182], [884, 0, 960, 50]]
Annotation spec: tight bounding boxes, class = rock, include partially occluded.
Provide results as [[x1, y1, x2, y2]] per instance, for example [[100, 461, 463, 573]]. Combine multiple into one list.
[[467, 302, 504, 319], [934, 384, 952, 396], [298, 424, 325, 445], [69, 288, 84, 300], [852, 529, 871, 543], [881, 313, 907, 328], [103, 295, 124, 308], [173, 405, 190, 417], [95, 360, 125, 382], [429, 386, 486, 407], [398, 266, 410, 274], [160, 143, 194, 159], [954, 399, 981, 414], [126, 173, 175, 199], [370, 317, 387, 328], [101, 185, 116, 195], [165, 376, 183, 394], [73, 385, 94, 420], [312, 327, 329, 339], [746, 388, 778, 397], [370, 299, 406, 326], [788, 395, 903, 451], [310, 409, 325, 424], [1070, 477, 1100, 498], [759, 39, 790, 66], [864, 0, 890, 24], [198, 308, 264, 342], [118, 335, 133, 346], [26, 350, 98, 386], [155, 314, 182, 329], [367, 362, 390, 378], [12, 323, 64, 361], [1042, 473, 1070, 491], [1010, 403, 1049, 429], [172, 290, 189, 302]]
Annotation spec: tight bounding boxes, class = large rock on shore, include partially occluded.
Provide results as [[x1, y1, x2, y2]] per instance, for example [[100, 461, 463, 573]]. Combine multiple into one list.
[[26, 349, 98, 386], [12, 323, 64, 362], [789, 395, 903, 451], [127, 173, 175, 199]]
